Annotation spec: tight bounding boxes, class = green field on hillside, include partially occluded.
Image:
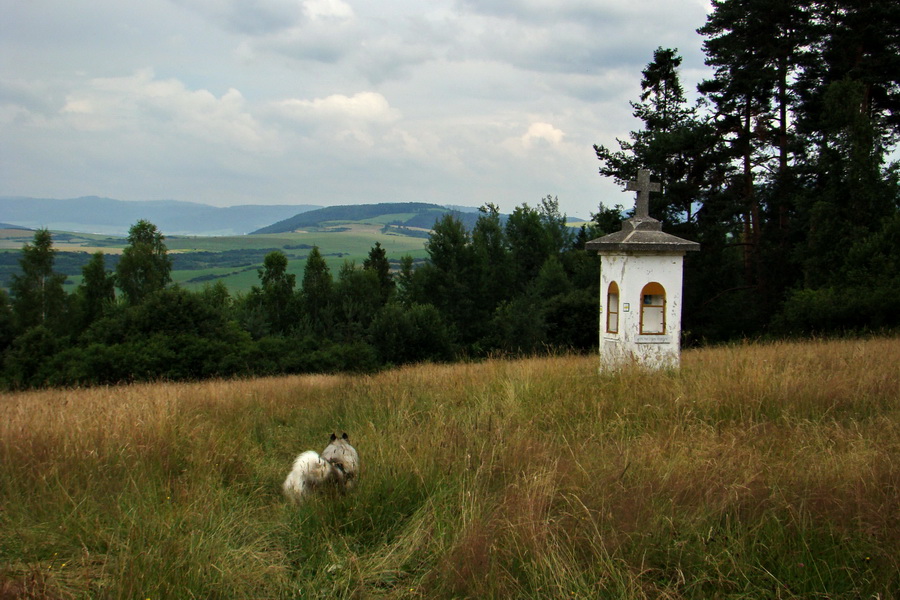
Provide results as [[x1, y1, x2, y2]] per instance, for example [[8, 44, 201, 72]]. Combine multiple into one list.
[[165, 226, 429, 292], [1, 224, 430, 294]]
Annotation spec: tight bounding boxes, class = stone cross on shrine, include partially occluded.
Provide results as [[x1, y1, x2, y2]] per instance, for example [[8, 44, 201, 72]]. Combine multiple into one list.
[[625, 168, 660, 219]]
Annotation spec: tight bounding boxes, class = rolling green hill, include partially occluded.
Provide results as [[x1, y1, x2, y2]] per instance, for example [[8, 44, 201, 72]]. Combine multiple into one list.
[[251, 202, 481, 234]]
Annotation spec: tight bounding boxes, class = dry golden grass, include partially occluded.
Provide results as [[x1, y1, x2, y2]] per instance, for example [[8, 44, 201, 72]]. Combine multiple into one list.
[[1, 337, 898, 599]]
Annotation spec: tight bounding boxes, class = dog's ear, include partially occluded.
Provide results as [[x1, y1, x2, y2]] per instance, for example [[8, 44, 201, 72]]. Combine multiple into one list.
[[330, 433, 337, 442], [342, 432, 349, 440]]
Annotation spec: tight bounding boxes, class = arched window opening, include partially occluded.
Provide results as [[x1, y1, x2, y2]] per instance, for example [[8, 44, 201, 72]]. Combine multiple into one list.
[[640, 282, 666, 334], [606, 281, 619, 334]]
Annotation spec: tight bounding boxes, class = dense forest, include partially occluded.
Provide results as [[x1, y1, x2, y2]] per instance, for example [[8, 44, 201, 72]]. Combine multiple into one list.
[[1, 0, 898, 388]]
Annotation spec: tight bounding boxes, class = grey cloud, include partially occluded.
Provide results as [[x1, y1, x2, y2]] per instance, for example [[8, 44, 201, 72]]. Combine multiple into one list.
[[456, 0, 633, 28], [249, 9, 445, 81], [256, 28, 354, 64], [171, 0, 306, 36], [227, 3, 303, 35], [355, 36, 436, 84], [452, 0, 708, 75], [0, 79, 62, 118]]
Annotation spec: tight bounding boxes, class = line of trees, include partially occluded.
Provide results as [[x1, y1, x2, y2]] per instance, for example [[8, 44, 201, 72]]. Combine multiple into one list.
[[0, 202, 611, 388], [596, 0, 899, 340]]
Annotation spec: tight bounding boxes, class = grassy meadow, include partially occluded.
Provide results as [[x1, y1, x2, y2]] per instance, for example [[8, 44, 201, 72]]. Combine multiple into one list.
[[1, 337, 898, 599]]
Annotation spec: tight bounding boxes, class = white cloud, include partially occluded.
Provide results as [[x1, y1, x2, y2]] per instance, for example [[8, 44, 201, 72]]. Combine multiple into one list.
[[273, 91, 399, 124], [521, 121, 565, 148], [303, 0, 354, 20], [270, 91, 402, 149]]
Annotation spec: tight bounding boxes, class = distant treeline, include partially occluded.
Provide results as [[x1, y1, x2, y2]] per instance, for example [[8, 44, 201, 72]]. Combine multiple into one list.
[[0, 199, 601, 388], [0, 248, 317, 288]]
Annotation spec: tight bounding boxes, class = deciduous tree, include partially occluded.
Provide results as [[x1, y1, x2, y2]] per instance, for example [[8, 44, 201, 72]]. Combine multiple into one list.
[[116, 220, 172, 306], [256, 250, 297, 335], [9, 228, 67, 332]]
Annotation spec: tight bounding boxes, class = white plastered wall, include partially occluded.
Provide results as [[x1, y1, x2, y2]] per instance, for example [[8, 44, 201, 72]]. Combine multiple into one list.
[[598, 252, 687, 370]]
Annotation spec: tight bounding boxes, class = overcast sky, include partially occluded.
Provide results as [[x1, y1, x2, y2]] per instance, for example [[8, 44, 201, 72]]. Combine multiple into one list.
[[1, 0, 712, 219]]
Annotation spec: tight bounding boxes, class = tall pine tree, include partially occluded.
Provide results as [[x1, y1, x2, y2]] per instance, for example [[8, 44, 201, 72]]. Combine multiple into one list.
[[76, 251, 116, 331], [698, 0, 814, 324], [363, 242, 394, 305], [596, 47, 717, 233], [301, 246, 334, 337]]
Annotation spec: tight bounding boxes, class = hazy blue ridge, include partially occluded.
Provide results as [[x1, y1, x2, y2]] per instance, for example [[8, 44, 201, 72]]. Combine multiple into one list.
[[0, 196, 321, 236]]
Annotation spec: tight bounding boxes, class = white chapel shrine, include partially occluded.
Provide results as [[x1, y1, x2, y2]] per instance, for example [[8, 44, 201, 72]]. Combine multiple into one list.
[[586, 169, 699, 370]]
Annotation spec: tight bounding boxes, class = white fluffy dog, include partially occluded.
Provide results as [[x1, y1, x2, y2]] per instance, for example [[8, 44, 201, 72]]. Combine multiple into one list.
[[282, 450, 340, 503], [282, 433, 359, 503]]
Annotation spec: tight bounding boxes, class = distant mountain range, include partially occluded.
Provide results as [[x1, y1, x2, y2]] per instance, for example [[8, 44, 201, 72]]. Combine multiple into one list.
[[0, 196, 493, 237], [1, 195, 597, 241], [0, 196, 321, 236], [0, 222, 30, 231]]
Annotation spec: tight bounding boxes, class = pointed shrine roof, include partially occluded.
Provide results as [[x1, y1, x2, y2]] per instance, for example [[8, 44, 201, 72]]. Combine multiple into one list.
[[586, 168, 700, 254], [585, 215, 700, 254]]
